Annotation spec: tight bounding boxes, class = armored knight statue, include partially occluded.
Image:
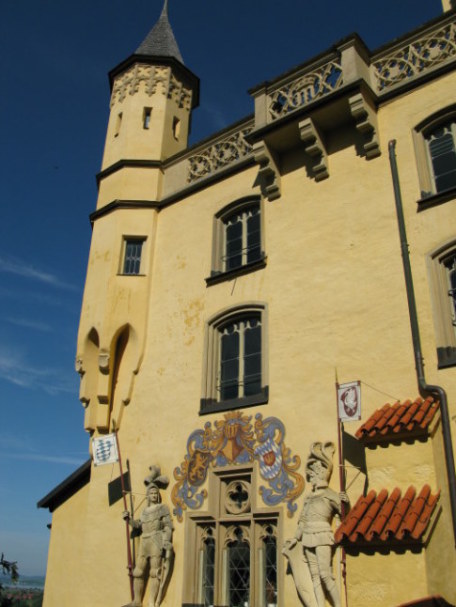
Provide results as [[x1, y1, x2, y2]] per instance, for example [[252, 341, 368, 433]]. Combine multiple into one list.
[[283, 442, 349, 607], [123, 466, 173, 607]]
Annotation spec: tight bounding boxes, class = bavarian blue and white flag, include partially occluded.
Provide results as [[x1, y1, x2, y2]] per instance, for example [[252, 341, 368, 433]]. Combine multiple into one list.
[[92, 434, 119, 466]]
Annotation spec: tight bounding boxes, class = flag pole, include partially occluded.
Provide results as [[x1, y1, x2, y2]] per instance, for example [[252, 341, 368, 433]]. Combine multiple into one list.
[[112, 419, 134, 600], [335, 373, 349, 607], [126, 458, 136, 569]]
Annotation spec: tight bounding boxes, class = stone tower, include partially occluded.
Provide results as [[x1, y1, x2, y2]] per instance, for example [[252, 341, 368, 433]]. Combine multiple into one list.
[[76, 1, 199, 433]]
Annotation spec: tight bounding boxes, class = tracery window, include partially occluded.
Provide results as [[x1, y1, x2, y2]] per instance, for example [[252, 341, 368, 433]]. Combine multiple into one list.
[[183, 468, 280, 607]]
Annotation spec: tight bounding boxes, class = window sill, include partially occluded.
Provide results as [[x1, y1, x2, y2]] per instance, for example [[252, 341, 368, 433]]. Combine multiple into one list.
[[437, 346, 456, 369], [417, 187, 456, 211], [199, 387, 269, 415], [205, 256, 266, 286], [117, 273, 146, 277]]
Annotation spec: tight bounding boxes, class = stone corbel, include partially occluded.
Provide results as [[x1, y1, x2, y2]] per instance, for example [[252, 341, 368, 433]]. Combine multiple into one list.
[[349, 92, 381, 159], [298, 117, 329, 181], [253, 141, 281, 201]]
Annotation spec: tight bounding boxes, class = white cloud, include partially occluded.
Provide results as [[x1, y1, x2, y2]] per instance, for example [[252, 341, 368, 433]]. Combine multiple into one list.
[[4, 317, 51, 332], [0, 255, 78, 292], [0, 452, 84, 466], [0, 346, 76, 394]]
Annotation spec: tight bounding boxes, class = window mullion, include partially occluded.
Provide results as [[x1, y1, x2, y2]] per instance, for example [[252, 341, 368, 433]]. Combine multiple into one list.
[[239, 320, 246, 398], [241, 210, 248, 266]]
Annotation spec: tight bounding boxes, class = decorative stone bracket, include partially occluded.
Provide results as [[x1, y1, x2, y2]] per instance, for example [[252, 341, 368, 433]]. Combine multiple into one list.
[[253, 140, 281, 201], [349, 92, 381, 159], [299, 117, 329, 181]]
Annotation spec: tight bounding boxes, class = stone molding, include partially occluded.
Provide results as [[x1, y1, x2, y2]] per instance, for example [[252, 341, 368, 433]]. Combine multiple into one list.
[[252, 140, 281, 201], [349, 92, 381, 159], [186, 125, 253, 183], [298, 117, 329, 181], [372, 18, 456, 92], [267, 58, 343, 121], [111, 64, 192, 109]]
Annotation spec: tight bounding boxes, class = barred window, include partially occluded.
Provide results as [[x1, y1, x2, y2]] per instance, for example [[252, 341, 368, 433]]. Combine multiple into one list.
[[201, 305, 268, 414], [426, 120, 456, 194], [428, 242, 456, 368], [122, 239, 144, 275], [208, 197, 265, 285]]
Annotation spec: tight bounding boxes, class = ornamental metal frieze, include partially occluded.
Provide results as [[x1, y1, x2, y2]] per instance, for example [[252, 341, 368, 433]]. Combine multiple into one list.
[[373, 20, 456, 92], [187, 126, 253, 183], [111, 64, 192, 109], [267, 60, 343, 121], [171, 412, 304, 521]]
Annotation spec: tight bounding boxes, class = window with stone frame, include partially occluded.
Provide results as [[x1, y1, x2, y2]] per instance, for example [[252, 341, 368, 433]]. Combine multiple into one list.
[[200, 304, 268, 414], [121, 237, 145, 275], [207, 197, 265, 284], [182, 468, 280, 607], [414, 106, 456, 201], [427, 240, 456, 368]]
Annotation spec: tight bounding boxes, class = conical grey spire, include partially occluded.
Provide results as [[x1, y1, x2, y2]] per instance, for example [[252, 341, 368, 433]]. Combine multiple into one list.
[[136, 0, 183, 63]]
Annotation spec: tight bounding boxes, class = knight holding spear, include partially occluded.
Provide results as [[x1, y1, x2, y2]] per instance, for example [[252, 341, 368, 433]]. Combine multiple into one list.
[[123, 466, 174, 607]]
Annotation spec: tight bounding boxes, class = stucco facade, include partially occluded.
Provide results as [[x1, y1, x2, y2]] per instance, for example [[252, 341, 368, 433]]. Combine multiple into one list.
[[39, 3, 456, 606]]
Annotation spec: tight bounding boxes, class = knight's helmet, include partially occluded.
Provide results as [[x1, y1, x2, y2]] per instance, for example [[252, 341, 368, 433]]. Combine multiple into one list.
[[305, 442, 335, 484], [144, 465, 170, 493]]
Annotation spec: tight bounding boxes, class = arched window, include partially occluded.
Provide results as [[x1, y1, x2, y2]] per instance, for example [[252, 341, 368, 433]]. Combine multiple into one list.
[[208, 197, 266, 285], [201, 304, 268, 413], [414, 106, 456, 201], [427, 239, 456, 368], [426, 120, 456, 194]]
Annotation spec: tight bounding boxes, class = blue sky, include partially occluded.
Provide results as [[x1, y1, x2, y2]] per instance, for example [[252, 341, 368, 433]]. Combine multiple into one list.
[[0, 0, 443, 577]]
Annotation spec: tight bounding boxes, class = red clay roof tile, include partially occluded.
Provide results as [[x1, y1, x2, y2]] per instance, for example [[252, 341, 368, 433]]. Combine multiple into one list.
[[355, 397, 439, 443], [336, 485, 439, 547]]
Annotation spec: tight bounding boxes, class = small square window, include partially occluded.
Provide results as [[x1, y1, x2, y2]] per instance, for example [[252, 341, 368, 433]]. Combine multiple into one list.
[[122, 239, 144, 275]]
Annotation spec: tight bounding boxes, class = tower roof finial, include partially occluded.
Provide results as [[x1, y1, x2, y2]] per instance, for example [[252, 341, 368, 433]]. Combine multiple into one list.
[[135, 0, 183, 63]]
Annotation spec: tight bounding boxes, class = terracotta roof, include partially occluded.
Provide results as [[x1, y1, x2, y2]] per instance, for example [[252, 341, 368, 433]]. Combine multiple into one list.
[[355, 396, 439, 443], [335, 485, 440, 547]]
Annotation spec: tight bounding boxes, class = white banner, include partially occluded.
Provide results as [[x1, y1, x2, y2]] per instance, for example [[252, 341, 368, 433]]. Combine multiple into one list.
[[337, 381, 361, 422], [92, 434, 119, 466]]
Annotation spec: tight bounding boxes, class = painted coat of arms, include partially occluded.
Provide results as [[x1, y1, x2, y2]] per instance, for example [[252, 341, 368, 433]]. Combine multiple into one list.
[[171, 412, 304, 521]]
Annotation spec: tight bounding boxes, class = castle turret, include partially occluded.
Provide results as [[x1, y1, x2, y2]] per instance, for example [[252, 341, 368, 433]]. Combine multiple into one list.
[[76, 1, 198, 433], [97, 0, 199, 208]]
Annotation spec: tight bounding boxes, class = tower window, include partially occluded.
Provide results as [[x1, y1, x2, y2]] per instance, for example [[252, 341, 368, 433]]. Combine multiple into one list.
[[173, 116, 181, 140], [143, 107, 152, 129], [114, 112, 123, 137], [121, 238, 145, 275]]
